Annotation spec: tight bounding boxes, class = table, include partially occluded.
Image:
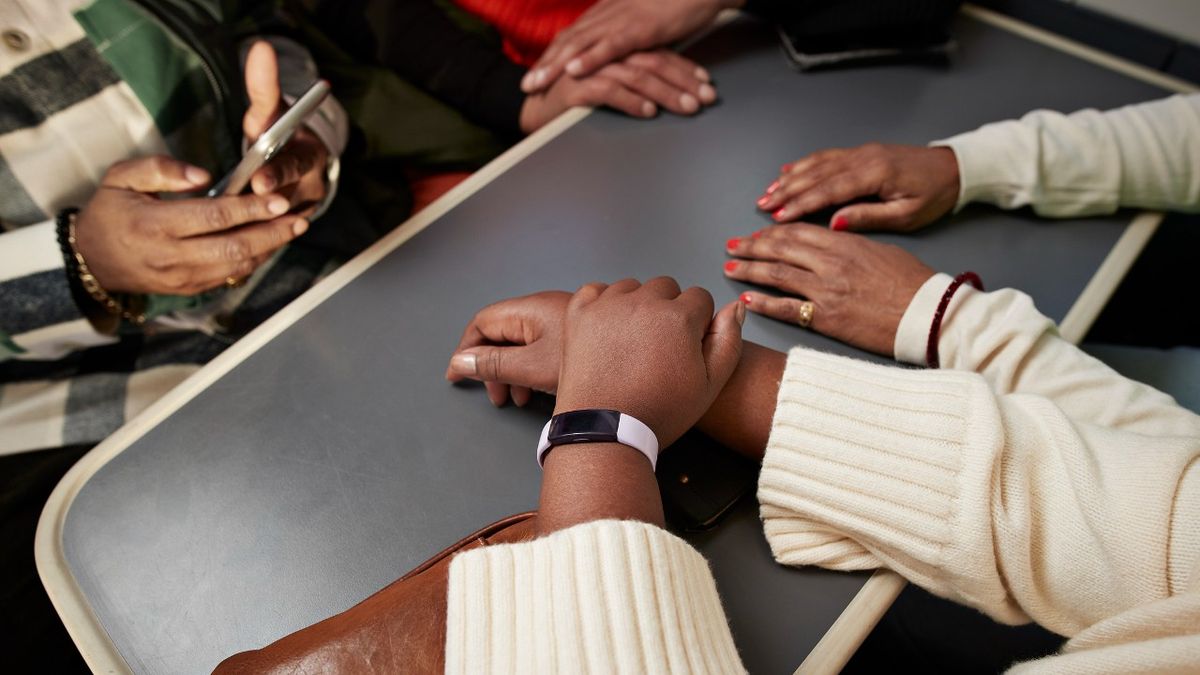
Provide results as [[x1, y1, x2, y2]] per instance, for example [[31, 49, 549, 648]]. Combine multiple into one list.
[[36, 7, 1184, 674]]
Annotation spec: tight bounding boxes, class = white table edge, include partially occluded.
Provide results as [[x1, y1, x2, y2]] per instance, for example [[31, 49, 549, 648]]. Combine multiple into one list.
[[34, 8, 1193, 673]]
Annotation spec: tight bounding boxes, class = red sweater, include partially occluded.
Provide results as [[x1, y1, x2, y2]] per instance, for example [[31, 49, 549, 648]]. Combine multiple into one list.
[[453, 0, 596, 66]]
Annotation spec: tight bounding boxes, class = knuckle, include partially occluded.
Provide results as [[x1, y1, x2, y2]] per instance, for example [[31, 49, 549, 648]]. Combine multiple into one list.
[[203, 205, 230, 233], [481, 350, 503, 380], [221, 237, 251, 262]]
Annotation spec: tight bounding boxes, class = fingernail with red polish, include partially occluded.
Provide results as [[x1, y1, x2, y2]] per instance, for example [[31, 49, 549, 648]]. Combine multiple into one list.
[[766, 180, 780, 195], [724, 260, 738, 273], [726, 236, 740, 250], [756, 195, 770, 208], [831, 215, 849, 230], [740, 293, 753, 305], [773, 208, 787, 221], [781, 163, 793, 172], [751, 231, 762, 239]]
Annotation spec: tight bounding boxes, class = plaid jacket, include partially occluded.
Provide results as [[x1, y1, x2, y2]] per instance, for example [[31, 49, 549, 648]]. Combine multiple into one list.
[[0, 0, 348, 454]]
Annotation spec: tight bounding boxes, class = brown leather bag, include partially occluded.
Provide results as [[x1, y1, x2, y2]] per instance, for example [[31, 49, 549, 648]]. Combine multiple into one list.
[[213, 512, 537, 674]]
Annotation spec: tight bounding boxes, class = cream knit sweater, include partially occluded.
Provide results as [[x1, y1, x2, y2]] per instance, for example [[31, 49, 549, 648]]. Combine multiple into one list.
[[445, 96, 1200, 673]]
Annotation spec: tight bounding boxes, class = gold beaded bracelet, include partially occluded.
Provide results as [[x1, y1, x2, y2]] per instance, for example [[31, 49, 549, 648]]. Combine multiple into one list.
[[63, 211, 146, 326]]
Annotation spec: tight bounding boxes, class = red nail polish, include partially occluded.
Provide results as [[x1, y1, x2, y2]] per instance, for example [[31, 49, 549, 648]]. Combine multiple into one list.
[[773, 208, 787, 220], [756, 196, 770, 208], [766, 180, 780, 195], [724, 260, 738, 273], [751, 231, 762, 239], [831, 215, 849, 230], [726, 237, 740, 250], [740, 293, 752, 305], [781, 163, 792, 172]]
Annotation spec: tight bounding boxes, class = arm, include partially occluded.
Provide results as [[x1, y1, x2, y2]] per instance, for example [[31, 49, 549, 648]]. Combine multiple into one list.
[[756, 347, 1200, 641], [894, 274, 1199, 435], [934, 94, 1200, 217]]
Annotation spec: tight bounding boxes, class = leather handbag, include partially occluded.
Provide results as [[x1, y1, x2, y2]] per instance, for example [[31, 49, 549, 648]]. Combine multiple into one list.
[[213, 512, 537, 674]]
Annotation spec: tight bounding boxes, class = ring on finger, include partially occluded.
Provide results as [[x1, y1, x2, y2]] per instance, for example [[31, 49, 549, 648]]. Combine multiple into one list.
[[225, 276, 246, 289], [796, 300, 815, 329]]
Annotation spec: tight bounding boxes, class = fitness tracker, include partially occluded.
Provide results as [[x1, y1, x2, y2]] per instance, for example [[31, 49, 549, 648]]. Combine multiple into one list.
[[536, 409, 659, 470]]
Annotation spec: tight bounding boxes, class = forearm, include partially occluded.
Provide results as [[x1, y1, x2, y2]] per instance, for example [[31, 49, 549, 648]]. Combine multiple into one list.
[[697, 341, 786, 461], [934, 94, 1200, 216], [536, 442, 664, 535]]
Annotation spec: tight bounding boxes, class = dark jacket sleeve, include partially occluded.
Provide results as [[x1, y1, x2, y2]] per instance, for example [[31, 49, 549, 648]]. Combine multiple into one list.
[[308, 0, 527, 136]]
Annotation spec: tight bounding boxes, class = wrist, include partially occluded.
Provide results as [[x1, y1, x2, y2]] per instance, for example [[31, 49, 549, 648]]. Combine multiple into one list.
[[537, 441, 665, 535]]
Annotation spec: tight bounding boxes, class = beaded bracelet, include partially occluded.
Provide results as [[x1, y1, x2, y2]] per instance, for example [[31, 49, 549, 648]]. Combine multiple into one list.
[[926, 271, 983, 369], [55, 208, 146, 326]]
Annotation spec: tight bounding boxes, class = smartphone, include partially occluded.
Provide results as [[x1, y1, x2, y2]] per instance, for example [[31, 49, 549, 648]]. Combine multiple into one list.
[[778, 26, 956, 72], [656, 430, 758, 532], [207, 79, 332, 197]]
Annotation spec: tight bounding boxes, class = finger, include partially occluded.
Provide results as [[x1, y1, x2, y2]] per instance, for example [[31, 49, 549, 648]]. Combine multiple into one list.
[[598, 63, 699, 116], [581, 77, 656, 118], [702, 300, 745, 388], [511, 386, 533, 408], [641, 276, 682, 299], [566, 36, 632, 80], [243, 41, 283, 139], [251, 140, 322, 194], [773, 172, 882, 223], [103, 156, 212, 193], [448, 344, 550, 392], [180, 216, 308, 266], [724, 258, 818, 296], [830, 200, 924, 232], [158, 193, 291, 237], [570, 281, 608, 310], [678, 285, 715, 331], [726, 226, 830, 269], [604, 278, 641, 295], [739, 292, 818, 330], [485, 381, 511, 407], [623, 51, 716, 105], [757, 163, 842, 213], [523, 28, 594, 93]]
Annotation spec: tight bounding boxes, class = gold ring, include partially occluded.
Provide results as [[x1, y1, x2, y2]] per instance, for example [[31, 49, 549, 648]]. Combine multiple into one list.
[[225, 276, 245, 289], [796, 300, 815, 328]]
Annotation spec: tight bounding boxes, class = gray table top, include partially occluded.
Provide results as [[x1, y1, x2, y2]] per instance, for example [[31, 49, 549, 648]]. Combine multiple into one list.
[[52, 13, 1166, 675]]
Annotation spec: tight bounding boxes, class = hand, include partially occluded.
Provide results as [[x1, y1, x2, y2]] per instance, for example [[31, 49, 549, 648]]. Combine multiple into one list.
[[242, 41, 329, 214], [554, 278, 744, 447], [73, 156, 307, 295], [522, 0, 740, 94], [725, 224, 934, 356], [519, 50, 716, 133], [445, 291, 570, 406], [756, 144, 960, 231]]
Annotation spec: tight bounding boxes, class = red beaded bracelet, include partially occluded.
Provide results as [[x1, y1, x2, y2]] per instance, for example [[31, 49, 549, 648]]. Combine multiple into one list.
[[926, 272, 984, 369]]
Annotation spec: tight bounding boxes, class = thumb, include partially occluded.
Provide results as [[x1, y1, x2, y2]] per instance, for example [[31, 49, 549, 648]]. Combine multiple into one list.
[[831, 199, 922, 232], [243, 41, 282, 139], [102, 156, 211, 193], [447, 345, 546, 390], [702, 300, 745, 392]]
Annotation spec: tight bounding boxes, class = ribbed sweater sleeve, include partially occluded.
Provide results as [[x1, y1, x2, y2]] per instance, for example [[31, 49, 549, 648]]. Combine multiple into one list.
[[758, 348, 1200, 641], [445, 519, 745, 674], [932, 94, 1200, 216]]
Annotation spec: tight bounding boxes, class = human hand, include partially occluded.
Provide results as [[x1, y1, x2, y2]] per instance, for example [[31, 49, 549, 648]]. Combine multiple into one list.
[[756, 144, 960, 231], [242, 41, 329, 214], [521, 0, 739, 93], [554, 278, 744, 448], [725, 224, 934, 355], [445, 290, 570, 407], [519, 50, 716, 133], [72, 156, 307, 296]]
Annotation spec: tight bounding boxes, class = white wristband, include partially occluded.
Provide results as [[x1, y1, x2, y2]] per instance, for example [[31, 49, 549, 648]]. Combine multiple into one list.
[[536, 411, 659, 471]]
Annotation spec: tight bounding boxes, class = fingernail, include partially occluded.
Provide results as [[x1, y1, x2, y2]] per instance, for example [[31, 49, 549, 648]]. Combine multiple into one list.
[[751, 231, 763, 239], [450, 353, 477, 375], [521, 72, 533, 91], [641, 101, 656, 117], [268, 197, 289, 215], [566, 59, 583, 75], [740, 293, 753, 306], [766, 180, 780, 195], [831, 215, 849, 231], [735, 300, 747, 325], [694, 67, 710, 82], [260, 175, 277, 192], [725, 236, 740, 251], [773, 208, 788, 221], [680, 93, 699, 114], [698, 83, 716, 104], [724, 260, 738, 274], [185, 166, 209, 185], [781, 163, 793, 172], [756, 195, 770, 208], [534, 69, 547, 86], [292, 219, 309, 236]]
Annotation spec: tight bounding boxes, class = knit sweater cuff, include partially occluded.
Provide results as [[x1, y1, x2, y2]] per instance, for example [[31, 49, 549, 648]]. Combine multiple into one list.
[[757, 348, 1014, 614], [931, 120, 1033, 212], [893, 272, 981, 365], [446, 520, 745, 674]]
